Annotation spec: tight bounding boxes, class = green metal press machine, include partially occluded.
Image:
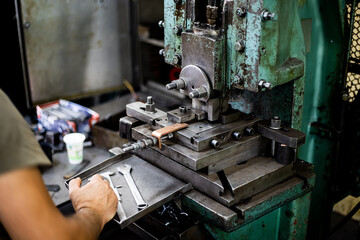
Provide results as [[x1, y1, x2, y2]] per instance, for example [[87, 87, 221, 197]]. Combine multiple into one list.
[[115, 0, 360, 239]]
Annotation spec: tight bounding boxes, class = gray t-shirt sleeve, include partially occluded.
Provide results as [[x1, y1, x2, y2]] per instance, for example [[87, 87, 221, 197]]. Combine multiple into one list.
[[0, 90, 51, 175]]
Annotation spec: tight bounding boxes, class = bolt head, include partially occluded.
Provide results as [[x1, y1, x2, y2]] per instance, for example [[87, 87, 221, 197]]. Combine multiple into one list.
[[236, 7, 246, 17], [158, 20, 164, 28], [173, 25, 182, 35], [172, 55, 181, 65], [234, 41, 245, 52]]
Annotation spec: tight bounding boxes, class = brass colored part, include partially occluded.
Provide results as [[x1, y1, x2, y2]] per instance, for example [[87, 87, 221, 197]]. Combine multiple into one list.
[[152, 123, 188, 148]]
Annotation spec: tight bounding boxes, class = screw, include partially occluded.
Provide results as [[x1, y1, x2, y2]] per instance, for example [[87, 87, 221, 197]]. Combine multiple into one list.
[[147, 96, 153, 104], [179, 106, 187, 113], [233, 131, 242, 140], [245, 127, 254, 136], [189, 87, 207, 99], [261, 10, 277, 21], [211, 140, 220, 148], [234, 41, 245, 52], [173, 25, 182, 35], [166, 82, 177, 90], [236, 7, 247, 17], [258, 80, 271, 89], [158, 20, 165, 28], [159, 49, 165, 56], [172, 55, 181, 65], [24, 21, 31, 29], [342, 93, 349, 101]]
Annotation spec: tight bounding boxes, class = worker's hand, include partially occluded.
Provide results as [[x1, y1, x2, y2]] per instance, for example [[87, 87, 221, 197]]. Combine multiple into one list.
[[69, 175, 118, 228]]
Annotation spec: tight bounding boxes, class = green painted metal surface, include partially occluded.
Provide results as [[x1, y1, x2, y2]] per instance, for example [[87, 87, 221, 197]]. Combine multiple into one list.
[[162, 0, 346, 239], [297, 0, 345, 239], [205, 192, 312, 240]]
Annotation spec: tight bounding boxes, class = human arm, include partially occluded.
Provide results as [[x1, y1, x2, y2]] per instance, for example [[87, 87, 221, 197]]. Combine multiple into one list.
[[0, 167, 117, 240]]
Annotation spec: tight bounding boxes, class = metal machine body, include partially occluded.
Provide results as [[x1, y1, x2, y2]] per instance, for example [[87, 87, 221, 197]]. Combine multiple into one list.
[[119, 0, 315, 238]]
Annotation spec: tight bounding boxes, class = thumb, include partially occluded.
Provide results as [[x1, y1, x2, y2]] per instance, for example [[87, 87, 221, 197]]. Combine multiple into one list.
[[68, 177, 82, 194]]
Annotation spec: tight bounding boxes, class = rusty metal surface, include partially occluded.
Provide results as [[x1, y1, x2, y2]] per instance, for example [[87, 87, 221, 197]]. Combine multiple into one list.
[[19, 0, 132, 104]]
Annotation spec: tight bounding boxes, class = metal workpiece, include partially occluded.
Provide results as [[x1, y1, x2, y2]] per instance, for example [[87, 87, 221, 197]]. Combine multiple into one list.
[[256, 120, 305, 148], [165, 78, 187, 90], [66, 154, 191, 229]]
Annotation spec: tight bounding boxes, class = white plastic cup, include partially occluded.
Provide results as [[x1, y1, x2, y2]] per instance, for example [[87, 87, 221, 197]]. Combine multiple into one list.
[[63, 133, 86, 164]]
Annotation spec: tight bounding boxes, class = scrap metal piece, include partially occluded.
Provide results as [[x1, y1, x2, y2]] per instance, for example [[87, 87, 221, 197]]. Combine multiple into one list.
[[152, 123, 188, 148]]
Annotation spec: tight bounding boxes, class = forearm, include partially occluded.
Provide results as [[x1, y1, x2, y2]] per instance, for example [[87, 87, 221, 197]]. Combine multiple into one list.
[[65, 208, 104, 240]]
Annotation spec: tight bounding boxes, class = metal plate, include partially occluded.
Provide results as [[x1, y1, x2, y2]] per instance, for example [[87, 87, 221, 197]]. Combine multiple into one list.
[[132, 124, 264, 171], [65, 153, 191, 228], [19, 0, 132, 104]]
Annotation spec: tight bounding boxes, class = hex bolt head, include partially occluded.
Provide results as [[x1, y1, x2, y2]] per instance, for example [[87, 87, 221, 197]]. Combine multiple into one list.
[[172, 55, 181, 65], [173, 25, 182, 35], [261, 10, 277, 21], [159, 49, 165, 56], [158, 20, 165, 28], [236, 7, 247, 17], [234, 41, 245, 52], [189, 87, 207, 99], [24, 21, 31, 29]]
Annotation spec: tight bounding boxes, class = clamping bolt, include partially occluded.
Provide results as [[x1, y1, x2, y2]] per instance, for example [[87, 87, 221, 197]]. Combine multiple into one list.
[[166, 78, 186, 90], [189, 86, 208, 99]]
